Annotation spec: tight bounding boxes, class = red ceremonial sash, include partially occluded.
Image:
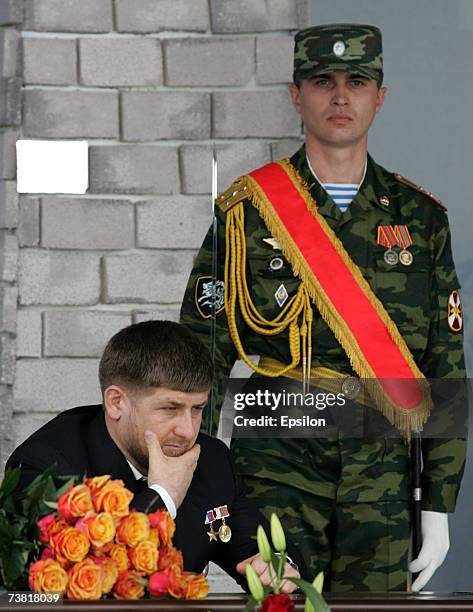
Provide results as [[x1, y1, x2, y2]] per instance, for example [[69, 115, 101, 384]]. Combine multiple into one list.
[[243, 159, 431, 430]]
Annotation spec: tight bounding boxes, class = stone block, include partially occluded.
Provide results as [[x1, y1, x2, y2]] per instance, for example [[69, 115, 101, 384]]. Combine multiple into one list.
[[0, 181, 18, 228], [16, 309, 42, 357], [23, 90, 119, 139], [0, 0, 23, 26], [122, 92, 210, 141], [89, 145, 179, 195], [41, 198, 134, 250], [103, 252, 195, 304], [164, 37, 254, 87], [210, 0, 307, 33], [137, 196, 211, 249], [0, 129, 18, 179], [23, 37, 77, 85], [133, 307, 180, 324], [115, 0, 209, 33], [19, 250, 100, 305], [271, 139, 304, 160], [0, 29, 20, 78], [12, 413, 52, 448], [13, 358, 101, 413], [79, 38, 162, 87], [213, 90, 301, 138], [24, 0, 113, 33], [44, 311, 132, 357], [180, 141, 271, 194], [0, 335, 15, 384], [18, 197, 39, 247], [0, 77, 21, 125], [0, 232, 17, 281], [0, 286, 17, 333], [256, 35, 293, 84]]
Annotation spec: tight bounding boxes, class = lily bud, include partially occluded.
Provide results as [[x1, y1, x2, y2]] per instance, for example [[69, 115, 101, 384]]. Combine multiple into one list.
[[245, 563, 264, 603], [257, 525, 271, 563], [270, 513, 286, 553]]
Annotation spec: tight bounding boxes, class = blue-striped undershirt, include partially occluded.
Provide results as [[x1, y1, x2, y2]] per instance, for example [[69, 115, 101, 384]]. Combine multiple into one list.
[[307, 156, 367, 213]]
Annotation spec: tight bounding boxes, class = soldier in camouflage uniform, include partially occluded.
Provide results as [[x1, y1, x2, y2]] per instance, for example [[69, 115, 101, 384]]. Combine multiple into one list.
[[180, 24, 466, 592]]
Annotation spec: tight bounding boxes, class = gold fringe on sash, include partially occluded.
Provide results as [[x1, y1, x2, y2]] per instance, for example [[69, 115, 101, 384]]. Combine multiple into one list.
[[223, 160, 431, 437]]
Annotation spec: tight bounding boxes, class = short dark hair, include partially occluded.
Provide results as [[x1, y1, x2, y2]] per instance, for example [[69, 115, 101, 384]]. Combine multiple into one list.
[[98, 320, 213, 395]]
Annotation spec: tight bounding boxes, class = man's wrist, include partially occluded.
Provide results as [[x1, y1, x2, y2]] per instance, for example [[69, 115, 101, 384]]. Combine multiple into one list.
[[148, 484, 177, 519]]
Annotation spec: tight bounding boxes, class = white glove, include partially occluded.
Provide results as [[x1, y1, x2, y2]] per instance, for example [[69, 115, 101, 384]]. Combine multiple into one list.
[[409, 510, 449, 591]]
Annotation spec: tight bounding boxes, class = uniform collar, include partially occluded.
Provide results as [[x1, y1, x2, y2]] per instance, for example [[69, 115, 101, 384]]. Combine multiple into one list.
[[289, 145, 397, 218]]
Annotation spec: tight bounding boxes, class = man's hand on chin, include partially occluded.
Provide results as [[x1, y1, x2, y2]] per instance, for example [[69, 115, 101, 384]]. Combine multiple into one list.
[[145, 430, 200, 509], [236, 553, 299, 594]]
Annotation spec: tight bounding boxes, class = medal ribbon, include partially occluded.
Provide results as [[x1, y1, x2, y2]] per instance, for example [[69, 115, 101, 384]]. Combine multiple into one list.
[[377, 225, 413, 249], [244, 160, 430, 426]]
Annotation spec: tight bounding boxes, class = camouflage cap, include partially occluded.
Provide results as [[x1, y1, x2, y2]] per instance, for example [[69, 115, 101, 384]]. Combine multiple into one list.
[[293, 24, 383, 85]]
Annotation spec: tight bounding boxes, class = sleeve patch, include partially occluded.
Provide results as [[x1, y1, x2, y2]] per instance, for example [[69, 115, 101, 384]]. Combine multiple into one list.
[[448, 290, 463, 332], [195, 276, 225, 319]]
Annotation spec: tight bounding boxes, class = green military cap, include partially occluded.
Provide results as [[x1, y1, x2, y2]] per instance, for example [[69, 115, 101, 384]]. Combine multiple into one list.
[[293, 23, 383, 85]]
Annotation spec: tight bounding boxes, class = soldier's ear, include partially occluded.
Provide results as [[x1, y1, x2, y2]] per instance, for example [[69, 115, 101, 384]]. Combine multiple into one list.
[[376, 85, 388, 113], [289, 84, 302, 113], [103, 385, 128, 420]]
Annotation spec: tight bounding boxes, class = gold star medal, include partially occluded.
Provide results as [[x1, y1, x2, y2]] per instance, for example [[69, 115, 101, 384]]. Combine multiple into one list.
[[205, 509, 218, 542]]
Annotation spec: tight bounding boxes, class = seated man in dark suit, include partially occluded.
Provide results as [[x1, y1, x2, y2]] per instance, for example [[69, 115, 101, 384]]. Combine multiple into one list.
[[6, 320, 303, 591]]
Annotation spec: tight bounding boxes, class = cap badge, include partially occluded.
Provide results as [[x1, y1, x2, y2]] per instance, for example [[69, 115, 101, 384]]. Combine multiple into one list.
[[333, 41, 346, 57]]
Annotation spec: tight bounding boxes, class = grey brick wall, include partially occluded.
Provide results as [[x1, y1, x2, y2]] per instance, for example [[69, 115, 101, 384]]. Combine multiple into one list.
[[1, 0, 309, 593]]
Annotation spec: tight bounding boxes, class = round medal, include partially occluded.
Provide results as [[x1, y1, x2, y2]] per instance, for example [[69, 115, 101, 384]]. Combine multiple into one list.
[[269, 257, 284, 272], [341, 377, 361, 400], [218, 524, 232, 543], [383, 249, 398, 266], [399, 249, 413, 266]]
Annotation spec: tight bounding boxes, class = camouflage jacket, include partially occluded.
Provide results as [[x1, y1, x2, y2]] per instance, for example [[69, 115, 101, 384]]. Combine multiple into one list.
[[180, 145, 466, 513]]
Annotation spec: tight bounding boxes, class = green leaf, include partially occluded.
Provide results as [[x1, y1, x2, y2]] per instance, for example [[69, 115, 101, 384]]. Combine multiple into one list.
[[242, 596, 259, 612], [0, 468, 21, 499], [288, 577, 331, 612]]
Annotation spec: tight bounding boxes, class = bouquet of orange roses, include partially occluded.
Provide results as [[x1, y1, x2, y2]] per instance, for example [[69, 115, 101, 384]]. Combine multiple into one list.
[[20, 473, 207, 600]]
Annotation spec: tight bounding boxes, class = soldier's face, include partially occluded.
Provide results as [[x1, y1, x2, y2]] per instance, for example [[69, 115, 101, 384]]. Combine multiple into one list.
[[289, 71, 387, 148]]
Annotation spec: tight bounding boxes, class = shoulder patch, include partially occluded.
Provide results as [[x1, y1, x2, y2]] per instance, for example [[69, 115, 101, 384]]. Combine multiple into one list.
[[393, 173, 447, 211], [216, 178, 250, 213]]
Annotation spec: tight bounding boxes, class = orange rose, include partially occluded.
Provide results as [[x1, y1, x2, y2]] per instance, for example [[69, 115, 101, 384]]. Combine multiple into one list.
[[167, 567, 187, 599], [92, 480, 133, 518], [128, 540, 158, 575], [113, 570, 145, 600], [148, 527, 159, 547], [157, 546, 183, 572], [58, 484, 94, 521], [90, 541, 113, 557], [67, 559, 102, 600], [52, 527, 90, 565], [76, 512, 115, 547], [148, 509, 175, 547], [91, 557, 119, 594], [29, 559, 68, 594], [184, 572, 209, 599], [84, 475, 111, 492], [109, 544, 130, 572], [116, 512, 149, 547]]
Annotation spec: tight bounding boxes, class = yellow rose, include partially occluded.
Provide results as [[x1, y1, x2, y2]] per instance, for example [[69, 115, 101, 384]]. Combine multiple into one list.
[[29, 560, 68, 594], [66, 559, 102, 600], [58, 484, 94, 521], [128, 540, 158, 575], [76, 512, 115, 547], [116, 512, 150, 547], [52, 527, 90, 566], [92, 480, 133, 518], [113, 570, 145, 600], [109, 543, 130, 572]]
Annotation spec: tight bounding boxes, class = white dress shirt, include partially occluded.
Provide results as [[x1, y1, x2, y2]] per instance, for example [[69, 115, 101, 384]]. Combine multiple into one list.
[[126, 460, 177, 519]]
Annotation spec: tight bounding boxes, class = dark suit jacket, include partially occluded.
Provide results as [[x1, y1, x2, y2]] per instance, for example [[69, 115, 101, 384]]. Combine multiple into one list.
[[6, 405, 305, 587]]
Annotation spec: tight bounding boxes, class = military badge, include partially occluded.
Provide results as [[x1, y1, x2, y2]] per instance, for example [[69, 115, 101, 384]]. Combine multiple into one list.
[[377, 225, 413, 266], [262, 237, 281, 250], [214, 505, 232, 543], [268, 256, 284, 272], [205, 509, 218, 542], [195, 276, 225, 319], [275, 284, 288, 307], [448, 290, 463, 332], [333, 40, 346, 57]]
